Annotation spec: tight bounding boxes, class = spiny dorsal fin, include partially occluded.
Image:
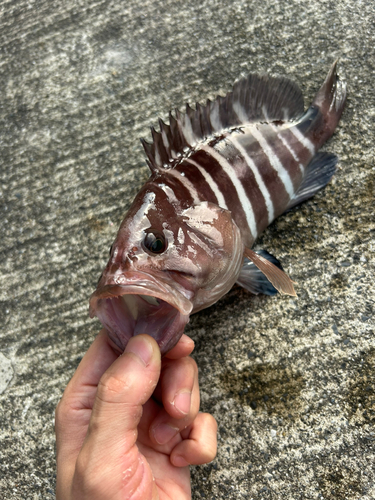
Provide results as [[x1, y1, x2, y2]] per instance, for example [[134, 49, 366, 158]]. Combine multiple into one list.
[[141, 72, 305, 171]]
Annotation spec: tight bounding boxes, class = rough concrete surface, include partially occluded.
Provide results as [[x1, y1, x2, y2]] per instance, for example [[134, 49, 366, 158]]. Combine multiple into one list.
[[0, 0, 374, 498]]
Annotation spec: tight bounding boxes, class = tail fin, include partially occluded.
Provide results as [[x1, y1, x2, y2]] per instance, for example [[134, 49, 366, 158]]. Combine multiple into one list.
[[311, 61, 347, 148]]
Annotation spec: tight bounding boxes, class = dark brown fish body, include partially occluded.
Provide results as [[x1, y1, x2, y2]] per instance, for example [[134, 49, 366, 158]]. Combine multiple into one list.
[[90, 62, 346, 354]]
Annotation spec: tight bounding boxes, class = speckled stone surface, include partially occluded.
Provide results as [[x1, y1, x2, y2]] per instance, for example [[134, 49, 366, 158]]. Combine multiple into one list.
[[0, 1, 374, 498]]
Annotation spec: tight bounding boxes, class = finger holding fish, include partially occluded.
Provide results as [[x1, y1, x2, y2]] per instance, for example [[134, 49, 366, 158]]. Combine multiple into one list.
[[163, 333, 195, 359]]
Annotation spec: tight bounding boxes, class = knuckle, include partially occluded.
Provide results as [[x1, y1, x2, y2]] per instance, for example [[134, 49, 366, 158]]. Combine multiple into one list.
[[205, 416, 218, 442], [205, 412, 218, 432], [180, 357, 198, 382], [181, 355, 198, 371], [189, 357, 198, 372], [204, 445, 217, 463], [55, 398, 73, 427], [180, 358, 197, 381], [97, 372, 130, 402]]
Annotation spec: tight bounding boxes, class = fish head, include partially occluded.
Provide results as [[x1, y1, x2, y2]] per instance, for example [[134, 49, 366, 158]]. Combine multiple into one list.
[[89, 186, 244, 354]]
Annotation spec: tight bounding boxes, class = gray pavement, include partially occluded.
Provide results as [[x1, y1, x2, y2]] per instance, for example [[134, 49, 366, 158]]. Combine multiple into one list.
[[0, 0, 374, 498]]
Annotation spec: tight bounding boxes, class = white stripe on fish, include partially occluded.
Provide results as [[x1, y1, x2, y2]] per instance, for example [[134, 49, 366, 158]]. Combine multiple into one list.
[[229, 134, 275, 223], [199, 143, 257, 237], [166, 168, 201, 205], [251, 127, 295, 198], [289, 126, 316, 156], [184, 158, 229, 210], [270, 123, 305, 174]]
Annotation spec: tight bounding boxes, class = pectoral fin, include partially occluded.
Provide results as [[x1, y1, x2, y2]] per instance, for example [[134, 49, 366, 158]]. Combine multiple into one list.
[[238, 248, 297, 297], [236, 250, 282, 295]]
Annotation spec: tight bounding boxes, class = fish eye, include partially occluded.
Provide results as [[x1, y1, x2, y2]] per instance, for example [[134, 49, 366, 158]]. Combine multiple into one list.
[[142, 231, 167, 254]]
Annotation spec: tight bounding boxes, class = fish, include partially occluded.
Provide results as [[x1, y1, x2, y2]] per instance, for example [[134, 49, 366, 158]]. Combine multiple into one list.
[[89, 61, 346, 354]]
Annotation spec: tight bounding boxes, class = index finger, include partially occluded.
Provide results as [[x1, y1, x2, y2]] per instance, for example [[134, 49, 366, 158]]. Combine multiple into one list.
[[164, 334, 195, 360]]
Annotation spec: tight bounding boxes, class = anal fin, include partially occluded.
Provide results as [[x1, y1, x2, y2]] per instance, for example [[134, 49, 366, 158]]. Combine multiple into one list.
[[238, 248, 297, 297], [286, 152, 337, 211]]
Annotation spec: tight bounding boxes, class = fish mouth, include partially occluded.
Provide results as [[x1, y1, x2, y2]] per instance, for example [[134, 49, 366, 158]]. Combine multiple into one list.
[[89, 272, 193, 355]]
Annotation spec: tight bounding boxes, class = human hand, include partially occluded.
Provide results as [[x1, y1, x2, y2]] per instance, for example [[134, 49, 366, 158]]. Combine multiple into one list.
[[55, 330, 217, 499]]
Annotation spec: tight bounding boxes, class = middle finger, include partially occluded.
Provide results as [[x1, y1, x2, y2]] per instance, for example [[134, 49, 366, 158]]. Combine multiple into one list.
[[150, 357, 199, 448]]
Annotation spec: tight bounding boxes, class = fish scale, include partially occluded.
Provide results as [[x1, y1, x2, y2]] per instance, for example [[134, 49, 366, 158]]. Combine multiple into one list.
[[90, 62, 346, 355]]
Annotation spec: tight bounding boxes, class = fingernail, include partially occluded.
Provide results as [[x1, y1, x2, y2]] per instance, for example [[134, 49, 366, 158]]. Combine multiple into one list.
[[126, 336, 153, 366], [173, 390, 192, 415], [152, 423, 179, 445], [173, 455, 189, 467]]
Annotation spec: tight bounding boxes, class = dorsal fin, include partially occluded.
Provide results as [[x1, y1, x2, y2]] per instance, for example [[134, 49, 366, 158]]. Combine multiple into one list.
[[141, 72, 305, 171]]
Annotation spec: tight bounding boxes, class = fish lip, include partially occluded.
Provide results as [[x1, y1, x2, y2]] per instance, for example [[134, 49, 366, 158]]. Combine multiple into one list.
[[89, 281, 193, 317], [89, 271, 193, 355]]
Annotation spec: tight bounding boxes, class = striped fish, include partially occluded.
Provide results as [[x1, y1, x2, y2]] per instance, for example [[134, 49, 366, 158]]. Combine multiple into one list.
[[90, 62, 346, 354]]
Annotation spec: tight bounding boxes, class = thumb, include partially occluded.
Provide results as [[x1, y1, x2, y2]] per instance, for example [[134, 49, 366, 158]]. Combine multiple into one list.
[[69, 335, 161, 499], [85, 334, 161, 453]]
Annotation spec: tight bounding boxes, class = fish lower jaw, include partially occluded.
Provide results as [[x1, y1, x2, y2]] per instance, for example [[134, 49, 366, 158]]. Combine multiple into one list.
[[93, 292, 190, 355]]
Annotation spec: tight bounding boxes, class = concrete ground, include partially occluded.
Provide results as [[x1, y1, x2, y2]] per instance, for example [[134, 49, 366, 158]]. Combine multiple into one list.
[[0, 0, 374, 498]]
